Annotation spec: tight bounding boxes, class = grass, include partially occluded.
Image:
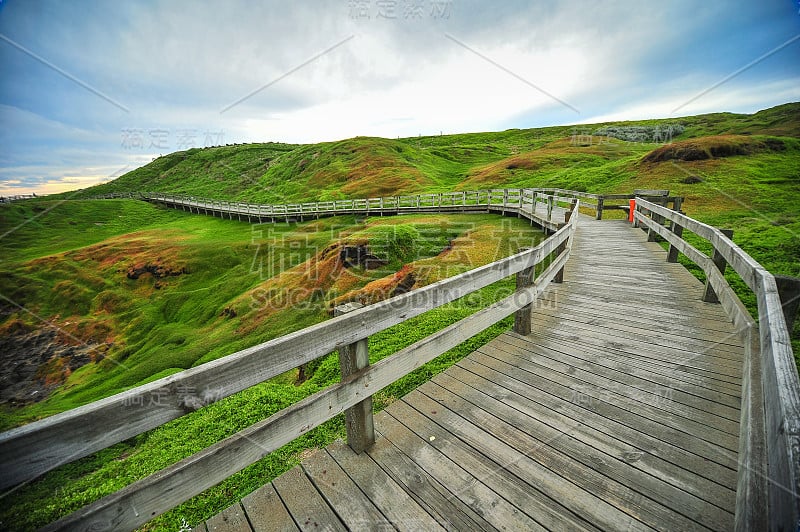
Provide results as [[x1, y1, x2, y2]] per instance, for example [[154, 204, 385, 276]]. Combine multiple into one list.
[[2, 101, 799, 530]]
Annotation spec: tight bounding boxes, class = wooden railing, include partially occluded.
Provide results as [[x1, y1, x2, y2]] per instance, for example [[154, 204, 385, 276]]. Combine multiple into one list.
[[95, 188, 608, 228], [96, 188, 682, 224], [0, 200, 580, 531], [633, 198, 800, 531]]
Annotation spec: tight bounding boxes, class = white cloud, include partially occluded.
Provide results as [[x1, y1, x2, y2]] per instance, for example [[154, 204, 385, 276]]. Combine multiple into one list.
[[0, 0, 797, 195]]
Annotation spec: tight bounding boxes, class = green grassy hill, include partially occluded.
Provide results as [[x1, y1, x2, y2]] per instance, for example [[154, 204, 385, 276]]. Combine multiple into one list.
[[68, 102, 800, 294], [2, 102, 799, 531]]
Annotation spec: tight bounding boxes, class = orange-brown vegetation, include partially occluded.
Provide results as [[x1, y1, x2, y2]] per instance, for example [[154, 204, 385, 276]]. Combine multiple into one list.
[[641, 135, 785, 163]]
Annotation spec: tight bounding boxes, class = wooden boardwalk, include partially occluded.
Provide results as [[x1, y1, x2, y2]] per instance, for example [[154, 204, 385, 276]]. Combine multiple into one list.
[[196, 216, 744, 531]]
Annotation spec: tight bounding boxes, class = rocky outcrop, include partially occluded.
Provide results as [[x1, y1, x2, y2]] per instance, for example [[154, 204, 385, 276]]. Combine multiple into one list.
[[0, 323, 109, 406], [126, 263, 188, 280]]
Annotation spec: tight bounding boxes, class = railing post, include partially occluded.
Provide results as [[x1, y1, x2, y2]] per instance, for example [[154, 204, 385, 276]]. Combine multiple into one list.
[[667, 221, 684, 263], [554, 210, 572, 284], [775, 275, 800, 332], [702, 229, 734, 303], [595, 197, 604, 220], [333, 302, 374, 453], [513, 248, 534, 335], [547, 195, 554, 221]]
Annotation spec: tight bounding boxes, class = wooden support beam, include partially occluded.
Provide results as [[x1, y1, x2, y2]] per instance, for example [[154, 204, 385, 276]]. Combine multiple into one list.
[[334, 302, 374, 454], [775, 275, 800, 332], [703, 229, 734, 303], [513, 248, 534, 336], [554, 211, 572, 284], [667, 222, 684, 263]]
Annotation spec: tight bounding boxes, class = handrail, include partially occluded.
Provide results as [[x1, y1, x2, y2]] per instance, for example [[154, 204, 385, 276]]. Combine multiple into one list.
[[92, 187, 682, 222], [1, 201, 579, 531], [634, 198, 800, 531]]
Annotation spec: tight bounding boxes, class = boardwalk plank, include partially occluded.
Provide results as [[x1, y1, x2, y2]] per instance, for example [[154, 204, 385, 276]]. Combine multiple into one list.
[[366, 430, 489, 530], [462, 350, 738, 470], [530, 315, 743, 378], [326, 441, 445, 531], [398, 387, 658, 531], [531, 311, 743, 357], [430, 370, 735, 529], [495, 335, 742, 423], [206, 503, 252, 532], [530, 326, 743, 390], [377, 408, 545, 532], [301, 449, 393, 530], [478, 342, 740, 449], [541, 289, 734, 322], [381, 402, 600, 531], [534, 300, 745, 346], [272, 466, 347, 532], [504, 332, 741, 408], [456, 354, 738, 489], [241, 484, 299, 532], [528, 328, 743, 397]]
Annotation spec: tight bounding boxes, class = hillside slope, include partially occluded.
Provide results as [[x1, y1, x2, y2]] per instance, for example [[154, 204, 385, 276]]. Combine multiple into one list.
[[70, 102, 800, 203]]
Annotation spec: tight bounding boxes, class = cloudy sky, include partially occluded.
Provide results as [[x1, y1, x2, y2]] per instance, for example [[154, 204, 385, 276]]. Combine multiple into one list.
[[1, 0, 799, 196]]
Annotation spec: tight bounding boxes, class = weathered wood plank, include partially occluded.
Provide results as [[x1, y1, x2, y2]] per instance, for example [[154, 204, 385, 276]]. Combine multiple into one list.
[[457, 351, 738, 488], [540, 289, 734, 323], [481, 340, 741, 446], [527, 324, 744, 391], [536, 324, 741, 390], [399, 387, 657, 531], [382, 401, 600, 531], [464, 348, 738, 470], [530, 314, 744, 375], [366, 427, 489, 530], [438, 366, 735, 512], [499, 333, 741, 419], [240, 484, 299, 532], [533, 306, 745, 353], [424, 375, 734, 530], [508, 332, 741, 408], [539, 291, 742, 333], [272, 466, 346, 531], [301, 449, 391, 529], [325, 442, 444, 531], [206, 503, 252, 532], [378, 408, 544, 531]]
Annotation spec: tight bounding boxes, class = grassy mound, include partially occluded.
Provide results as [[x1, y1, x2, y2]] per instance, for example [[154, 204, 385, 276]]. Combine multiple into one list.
[[641, 135, 786, 163]]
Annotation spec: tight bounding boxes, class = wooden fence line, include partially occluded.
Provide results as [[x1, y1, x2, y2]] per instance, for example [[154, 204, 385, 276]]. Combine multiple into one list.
[[634, 198, 800, 531], [94, 187, 681, 223]]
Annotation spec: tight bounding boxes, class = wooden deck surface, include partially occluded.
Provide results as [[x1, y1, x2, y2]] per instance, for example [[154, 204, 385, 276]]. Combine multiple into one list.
[[196, 217, 743, 531]]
